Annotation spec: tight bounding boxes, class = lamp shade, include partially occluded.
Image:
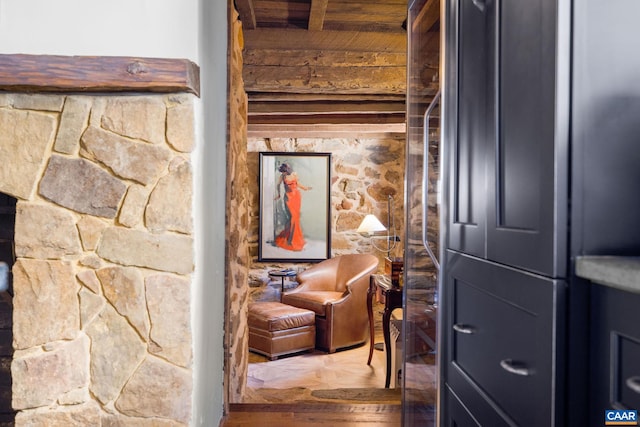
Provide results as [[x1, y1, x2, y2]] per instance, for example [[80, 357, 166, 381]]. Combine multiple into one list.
[[357, 214, 387, 234]]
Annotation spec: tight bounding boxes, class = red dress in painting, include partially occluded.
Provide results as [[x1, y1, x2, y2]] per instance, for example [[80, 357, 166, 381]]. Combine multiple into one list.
[[275, 174, 306, 251]]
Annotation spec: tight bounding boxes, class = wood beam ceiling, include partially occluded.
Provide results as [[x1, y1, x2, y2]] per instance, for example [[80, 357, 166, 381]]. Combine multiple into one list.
[[236, 0, 436, 137]]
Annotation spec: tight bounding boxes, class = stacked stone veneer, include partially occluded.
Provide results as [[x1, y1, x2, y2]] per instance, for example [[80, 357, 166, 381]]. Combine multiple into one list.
[[226, 7, 252, 404], [246, 137, 405, 302], [0, 92, 195, 425]]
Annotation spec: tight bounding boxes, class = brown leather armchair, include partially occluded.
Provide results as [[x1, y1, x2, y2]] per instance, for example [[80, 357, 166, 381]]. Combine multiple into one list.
[[281, 254, 379, 353]]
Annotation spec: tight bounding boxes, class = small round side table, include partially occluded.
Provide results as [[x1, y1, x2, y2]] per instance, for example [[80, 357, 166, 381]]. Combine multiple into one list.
[[268, 269, 297, 294]]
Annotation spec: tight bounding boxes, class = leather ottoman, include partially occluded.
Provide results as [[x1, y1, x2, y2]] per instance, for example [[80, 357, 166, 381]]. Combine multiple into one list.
[[248, 302, 316, 360]]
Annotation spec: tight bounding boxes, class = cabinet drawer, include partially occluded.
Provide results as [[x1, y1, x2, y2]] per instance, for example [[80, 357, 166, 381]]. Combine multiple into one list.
[[590, 284, 640, 424], [444, 252, 564, 426]]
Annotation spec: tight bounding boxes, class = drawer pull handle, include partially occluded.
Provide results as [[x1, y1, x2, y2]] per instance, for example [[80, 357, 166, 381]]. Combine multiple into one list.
[[500, 359, 532, 376], [626, 376, 640, 394], [452, 324, 475, 334]]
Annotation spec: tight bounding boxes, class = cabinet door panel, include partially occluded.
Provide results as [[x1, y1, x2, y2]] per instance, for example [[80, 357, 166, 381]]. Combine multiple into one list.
[[590, 285, 640, 426], [486, 0, 567, 277], [447, 0, 493, 257], [443, 251, 565, 426]]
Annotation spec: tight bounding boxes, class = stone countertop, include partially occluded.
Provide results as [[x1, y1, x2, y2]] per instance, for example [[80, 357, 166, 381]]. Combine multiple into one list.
[[575, 256, 640, 294]]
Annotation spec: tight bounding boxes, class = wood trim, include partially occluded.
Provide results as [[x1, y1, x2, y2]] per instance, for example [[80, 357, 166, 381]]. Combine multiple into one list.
[[0, 54, 200, 96]]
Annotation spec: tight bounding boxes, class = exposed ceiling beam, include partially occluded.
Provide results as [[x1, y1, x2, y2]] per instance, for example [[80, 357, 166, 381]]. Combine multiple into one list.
[[249, 112, 405, 125], [244, 63, 406, 95], [234, 0, 257, 29], [247, 123, 406, 139], [247, 93, 406, 102], [249, 100, 406, 115], [243, 28, 406, 52], [413, 0, 439, 33], [308, 0, 329, 31], [243, 49, 405, 67]]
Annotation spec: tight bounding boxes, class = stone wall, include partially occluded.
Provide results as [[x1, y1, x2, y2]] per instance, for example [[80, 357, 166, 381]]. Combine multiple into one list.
[[225, 7, 251, 404], [0, 92, 195, 425], [247, 137, 406, 302]]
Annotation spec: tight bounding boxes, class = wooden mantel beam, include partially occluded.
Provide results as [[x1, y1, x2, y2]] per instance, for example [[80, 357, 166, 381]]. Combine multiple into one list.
[[0, 54, 200, 96]]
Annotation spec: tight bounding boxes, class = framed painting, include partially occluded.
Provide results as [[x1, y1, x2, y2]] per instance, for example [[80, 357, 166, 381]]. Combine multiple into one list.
[[258, 152, 332, 262]]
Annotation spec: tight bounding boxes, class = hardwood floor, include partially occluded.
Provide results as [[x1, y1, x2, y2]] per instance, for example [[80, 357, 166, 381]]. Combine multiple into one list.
[[220, 403, 402, 427], [244, 301, 395, 400], [220, 302, 437, 426]]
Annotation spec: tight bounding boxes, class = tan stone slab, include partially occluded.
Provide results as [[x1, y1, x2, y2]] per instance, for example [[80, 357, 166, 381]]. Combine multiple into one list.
[[12, 259, 80, 349], [0, 108, 57, 200], [97, 227, 193, 275]]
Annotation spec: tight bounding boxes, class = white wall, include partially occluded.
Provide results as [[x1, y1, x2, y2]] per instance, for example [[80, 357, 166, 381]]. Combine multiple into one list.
[[0, 1, 227, 425], [193, 0, 228, 425], [0, 0, 199, 60]]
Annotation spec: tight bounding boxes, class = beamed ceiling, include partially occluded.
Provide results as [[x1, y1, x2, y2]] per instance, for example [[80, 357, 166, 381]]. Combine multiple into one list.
[[235, 0, 440, 137]]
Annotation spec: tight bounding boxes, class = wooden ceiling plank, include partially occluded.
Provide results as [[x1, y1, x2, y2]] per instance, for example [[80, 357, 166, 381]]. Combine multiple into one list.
[[247, 92, 406, 102], [254, 2, 310, 27], [243, 64, 406, 95], [243, 49, 406, 67], [235, 0, 257, 30], [247, 123, 407, 138], [249, 100, 406, 115], [243, 28, 406, 52], [248, 113, 406, 125], [309, 0, 329, 31]]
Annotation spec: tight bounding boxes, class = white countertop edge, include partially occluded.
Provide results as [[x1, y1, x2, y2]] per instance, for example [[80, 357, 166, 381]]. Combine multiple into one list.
[[575, 256, 640, 294]]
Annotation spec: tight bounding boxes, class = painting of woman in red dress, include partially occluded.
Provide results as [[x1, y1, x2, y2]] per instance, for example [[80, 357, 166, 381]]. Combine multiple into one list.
[[273, 162, 312, 251]]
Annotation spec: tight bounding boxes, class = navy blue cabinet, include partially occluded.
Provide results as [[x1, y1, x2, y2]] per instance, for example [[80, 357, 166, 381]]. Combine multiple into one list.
[[443, 252, 565, 426], [440, 0, 640, 425], [589, 284, 640, 426]]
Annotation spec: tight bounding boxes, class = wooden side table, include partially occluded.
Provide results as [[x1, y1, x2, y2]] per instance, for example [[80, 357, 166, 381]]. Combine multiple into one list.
[[367, 274, 403, 388]]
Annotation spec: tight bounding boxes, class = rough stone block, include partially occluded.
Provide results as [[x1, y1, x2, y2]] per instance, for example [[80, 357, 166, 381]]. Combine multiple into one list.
[[166, 99, 195, 153], [14, 203, 82, 259], [39, 155, 127, 218], [97, 227, 193, 275], [54, 96, 92, 154], [76, 216, 108, 251], [12, 335, 89, 409], [12, 259, 79, 349], [86, 304, 146, 405], [96, 266, 149, 339], [15, 403, 100, 426], [0, 109, 57, 200], [146, 274, 192, 367], [81, 126, 171, 185], [11, 94, 65, 112], [115, 356, 192, 424], [145, 159, 193, 234], [118, 184, 149, 229], [101, 97, 166, 145]]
